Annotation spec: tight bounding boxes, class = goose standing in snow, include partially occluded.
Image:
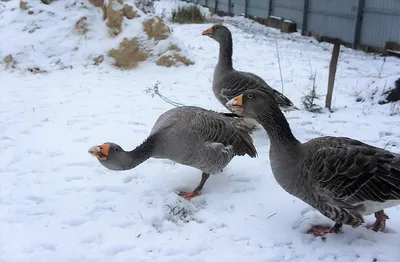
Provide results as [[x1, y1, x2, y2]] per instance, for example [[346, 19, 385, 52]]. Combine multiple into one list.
[[226, 89, 400, 236], [202, 24, 298, 119], [88, 106, 257, 200]]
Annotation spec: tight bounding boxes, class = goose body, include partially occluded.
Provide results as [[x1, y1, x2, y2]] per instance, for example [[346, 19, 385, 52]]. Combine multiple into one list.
[[202, 24, 298, 115], [88, 106, 257, 199], [226, 90, 400, 236]]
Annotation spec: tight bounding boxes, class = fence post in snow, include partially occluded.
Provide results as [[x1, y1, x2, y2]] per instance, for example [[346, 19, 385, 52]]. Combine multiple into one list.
[[267, 0, 272, 17], [244, 0, 248, 17], [301, 0, 309, 34], [325, 38, 341, 112], [353, 0, 365, 48]]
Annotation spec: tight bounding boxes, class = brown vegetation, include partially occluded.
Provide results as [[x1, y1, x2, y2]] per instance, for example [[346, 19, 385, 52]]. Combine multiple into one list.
[[123, 4, 140, 19], [74, 16, 88, 35], [142, 17, 170, 40], [156, 54, 194, 67], [106, 0, 124, 36], [171, 5, 206, 24], [3, 54, 16, 70], [88, 0, 104, 7], [108, 38, 149, 69]]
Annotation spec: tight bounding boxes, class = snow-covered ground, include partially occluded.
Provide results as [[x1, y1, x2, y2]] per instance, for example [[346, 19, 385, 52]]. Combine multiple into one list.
[[1, 1, 400, 261]]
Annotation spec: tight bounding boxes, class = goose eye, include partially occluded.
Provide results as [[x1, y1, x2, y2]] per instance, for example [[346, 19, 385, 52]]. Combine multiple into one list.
[[115, 147, 119, 152], [247, 94, 253, 99]]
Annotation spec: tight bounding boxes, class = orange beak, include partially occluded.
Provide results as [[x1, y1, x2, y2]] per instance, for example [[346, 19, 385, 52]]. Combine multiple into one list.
[[88, 143, 110, 161], [226, 94, 244, 114], [202, 27, 213, 36]]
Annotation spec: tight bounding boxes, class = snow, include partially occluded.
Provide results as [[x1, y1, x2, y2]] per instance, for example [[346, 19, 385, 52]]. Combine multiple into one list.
[[0, 0, 193, 72], [1, 0, 400, 261]]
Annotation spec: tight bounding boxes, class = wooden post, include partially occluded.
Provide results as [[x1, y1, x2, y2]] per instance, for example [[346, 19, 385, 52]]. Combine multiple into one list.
[[325, 38, 341, 111]]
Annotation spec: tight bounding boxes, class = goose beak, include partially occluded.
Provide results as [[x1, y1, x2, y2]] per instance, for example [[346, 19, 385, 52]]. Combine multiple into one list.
[[202, 27, 213, 36], [88, 144, 110, 161], [226, 95, 243, 114]]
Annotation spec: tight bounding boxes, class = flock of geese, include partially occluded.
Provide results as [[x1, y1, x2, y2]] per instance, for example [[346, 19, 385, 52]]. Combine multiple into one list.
[[88, 24, 400, 237]]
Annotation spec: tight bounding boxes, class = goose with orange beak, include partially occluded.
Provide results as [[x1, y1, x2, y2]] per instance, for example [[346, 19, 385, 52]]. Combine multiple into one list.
[[201, 24, 298, 122], [88, 106, 257, 200], [226, 89, 400, 237]]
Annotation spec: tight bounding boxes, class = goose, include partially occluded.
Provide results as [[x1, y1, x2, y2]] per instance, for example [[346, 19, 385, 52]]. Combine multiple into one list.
[[88, 106, 257, 200], [202, 24, 298, 121], [226, 89, 400, 236]]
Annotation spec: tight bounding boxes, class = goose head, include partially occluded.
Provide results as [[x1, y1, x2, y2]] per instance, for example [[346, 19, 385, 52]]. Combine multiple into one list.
[[202, 24, 232, 43], [88, 142, 132, 171], [226, 90, 279, 119]]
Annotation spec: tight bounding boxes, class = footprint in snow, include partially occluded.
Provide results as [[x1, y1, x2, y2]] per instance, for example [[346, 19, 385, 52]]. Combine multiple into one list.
[[26, 195, 45, 204], [80, 233, 103, 245], [45, 150, 64, 158], [62, 218, 87, 227], [105, 245, 135, 256]]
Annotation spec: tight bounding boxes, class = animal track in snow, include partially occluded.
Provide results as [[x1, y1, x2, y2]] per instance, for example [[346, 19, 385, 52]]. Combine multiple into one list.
[[64, 175, 84, 182], [105, 244, 135, 256], [298, 121, 313, 126], [45, 151, 64, 158], [26, 196, 45, 204], [73, 136, 89, 143], [80, 233, 103, 245], [62, 218, 87, 227]]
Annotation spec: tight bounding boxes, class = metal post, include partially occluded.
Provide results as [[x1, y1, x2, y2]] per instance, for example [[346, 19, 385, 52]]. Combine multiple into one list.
[[353, 0, 365, 48], [302, 0, 309, 34], [244, 0, 248, 17], [267, 0, 272, 17]]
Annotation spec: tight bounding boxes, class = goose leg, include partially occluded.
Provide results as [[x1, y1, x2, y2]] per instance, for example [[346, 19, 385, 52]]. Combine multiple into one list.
[[178, 173, 210, 200], [368, 210, 389, 232], [306, 222, 343, 237]]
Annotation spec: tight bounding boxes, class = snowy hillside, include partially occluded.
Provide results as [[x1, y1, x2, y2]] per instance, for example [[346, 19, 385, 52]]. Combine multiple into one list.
[[0, 0, 194, 72], [1, 0, 400, 261]]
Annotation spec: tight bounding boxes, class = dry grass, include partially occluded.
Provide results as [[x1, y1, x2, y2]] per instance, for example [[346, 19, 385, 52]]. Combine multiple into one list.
[[123, 4, 140, 19], [19, 0, 28, 10], [156, 54, 194, 67], [88, 0, 103, 7], [93, 55, 104, 65], [106, 0, 124, 36], [74, 16, 88, 35], [168, 44, 181, 52], [108, 38, 149, 69], [142, 16, 170, 40], [171, 5, 206, 24], [3, 54, 16, 70]]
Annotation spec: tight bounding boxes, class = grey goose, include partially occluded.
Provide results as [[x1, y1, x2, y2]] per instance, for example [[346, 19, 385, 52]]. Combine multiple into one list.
[[202, 24, 298, 118], [88, 106, 257, 200], [226, 89, 400, 236]]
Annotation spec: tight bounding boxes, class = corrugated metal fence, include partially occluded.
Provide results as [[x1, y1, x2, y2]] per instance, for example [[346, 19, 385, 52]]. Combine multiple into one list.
[[184, 0, 400, 51]]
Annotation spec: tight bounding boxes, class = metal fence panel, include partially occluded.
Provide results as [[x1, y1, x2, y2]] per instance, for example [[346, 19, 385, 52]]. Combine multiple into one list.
[[208, 0, 217, 10], [185, 0, 399, 50], [361, 0, 400, 48], [271, 0, 304, 30], [306, 0, 358, 43], [217, 0, 230, 13], [247, 0, 270, 18], [232, 0, 246, 16]]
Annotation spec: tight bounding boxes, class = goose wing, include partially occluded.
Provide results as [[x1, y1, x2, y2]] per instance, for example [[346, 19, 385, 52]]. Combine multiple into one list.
[[217, 71, 295, 109], [187, 110, 257, 158], [308, 140, 400, 208]]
